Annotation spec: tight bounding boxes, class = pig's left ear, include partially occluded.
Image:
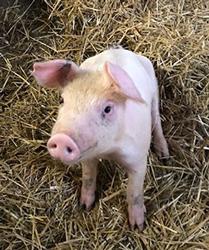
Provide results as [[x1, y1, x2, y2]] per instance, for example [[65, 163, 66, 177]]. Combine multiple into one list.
[[104, 62, 145, 103], [32, 59, 80, 88]]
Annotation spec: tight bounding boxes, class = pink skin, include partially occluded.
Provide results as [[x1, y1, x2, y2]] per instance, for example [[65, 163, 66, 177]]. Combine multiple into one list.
[[32, 48, 169, 230], [80, 159, 98, 210]]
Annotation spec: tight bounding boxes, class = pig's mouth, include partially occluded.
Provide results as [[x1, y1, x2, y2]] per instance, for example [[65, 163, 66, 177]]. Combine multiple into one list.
[[75, 142, 98, 162]]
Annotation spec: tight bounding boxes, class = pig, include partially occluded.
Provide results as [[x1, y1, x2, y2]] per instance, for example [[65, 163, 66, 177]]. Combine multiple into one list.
[[32, 47, 169, 230]]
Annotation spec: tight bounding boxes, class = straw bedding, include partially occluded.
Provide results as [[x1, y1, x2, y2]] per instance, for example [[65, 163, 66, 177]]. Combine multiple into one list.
[[0, 0, 209, 249]]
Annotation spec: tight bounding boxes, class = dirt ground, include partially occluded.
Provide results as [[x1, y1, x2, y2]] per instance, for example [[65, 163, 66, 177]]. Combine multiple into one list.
[[0, 0, 209, 249]]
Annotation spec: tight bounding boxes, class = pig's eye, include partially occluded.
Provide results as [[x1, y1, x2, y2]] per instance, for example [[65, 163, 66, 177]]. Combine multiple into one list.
[[104, 106, 112, 114], [101, 103, 114, 119], [59, 97, 64, 104]]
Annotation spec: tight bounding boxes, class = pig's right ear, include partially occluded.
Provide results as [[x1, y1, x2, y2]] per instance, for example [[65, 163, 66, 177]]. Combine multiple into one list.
[[104, 62, 145, 103], [32, 59, 79, 88]]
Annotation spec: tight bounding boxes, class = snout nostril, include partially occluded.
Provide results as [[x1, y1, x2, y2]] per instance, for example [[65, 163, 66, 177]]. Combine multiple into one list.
[[51, 143, 57, 149], [67, 147, 72, 153]]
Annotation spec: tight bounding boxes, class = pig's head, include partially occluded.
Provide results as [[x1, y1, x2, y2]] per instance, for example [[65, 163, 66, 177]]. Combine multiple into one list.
[[32, 59, 144, 164]]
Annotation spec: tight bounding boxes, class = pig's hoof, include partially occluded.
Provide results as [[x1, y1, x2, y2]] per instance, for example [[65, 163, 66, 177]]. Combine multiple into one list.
[[80, 192, 95, 211], [154, 147, 170, 163], [159, 155, 171, 165], [156, 148, 170, 164], [153, 138, 169, 161], [128, 205, 146, 231]]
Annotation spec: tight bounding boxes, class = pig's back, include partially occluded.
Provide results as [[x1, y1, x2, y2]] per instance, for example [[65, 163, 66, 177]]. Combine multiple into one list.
[[80, 48, 157, 103]]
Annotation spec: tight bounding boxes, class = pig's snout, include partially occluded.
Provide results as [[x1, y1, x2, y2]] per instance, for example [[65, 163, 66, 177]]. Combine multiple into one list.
[[47, 133, 80, 163]]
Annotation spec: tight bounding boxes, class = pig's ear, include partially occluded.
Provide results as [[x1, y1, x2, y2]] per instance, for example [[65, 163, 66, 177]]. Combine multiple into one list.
[[104, 62, 145, 102], [32, 59, 79, 88]]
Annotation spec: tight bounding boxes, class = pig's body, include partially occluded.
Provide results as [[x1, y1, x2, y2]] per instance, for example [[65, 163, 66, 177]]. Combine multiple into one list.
[[32, 47, 169, 230], [80, 48, 165, 168]]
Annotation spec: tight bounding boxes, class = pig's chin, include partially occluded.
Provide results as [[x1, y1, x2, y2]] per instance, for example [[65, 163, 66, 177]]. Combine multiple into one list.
[[51, 155, 80, 166], [60, 154, 84, 165], [61, 159, 79, 165]]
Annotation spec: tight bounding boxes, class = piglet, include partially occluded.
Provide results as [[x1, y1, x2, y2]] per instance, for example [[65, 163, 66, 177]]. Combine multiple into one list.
[[32, 47, 169, 230]]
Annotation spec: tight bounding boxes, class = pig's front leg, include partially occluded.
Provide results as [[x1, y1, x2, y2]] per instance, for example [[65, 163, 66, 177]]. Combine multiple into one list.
[[127, 159, 147, 230], [80, 159, 98, 210]]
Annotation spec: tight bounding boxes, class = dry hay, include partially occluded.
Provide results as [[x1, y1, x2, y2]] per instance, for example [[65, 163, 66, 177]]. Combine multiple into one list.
[[0, 0, 209, 249]]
